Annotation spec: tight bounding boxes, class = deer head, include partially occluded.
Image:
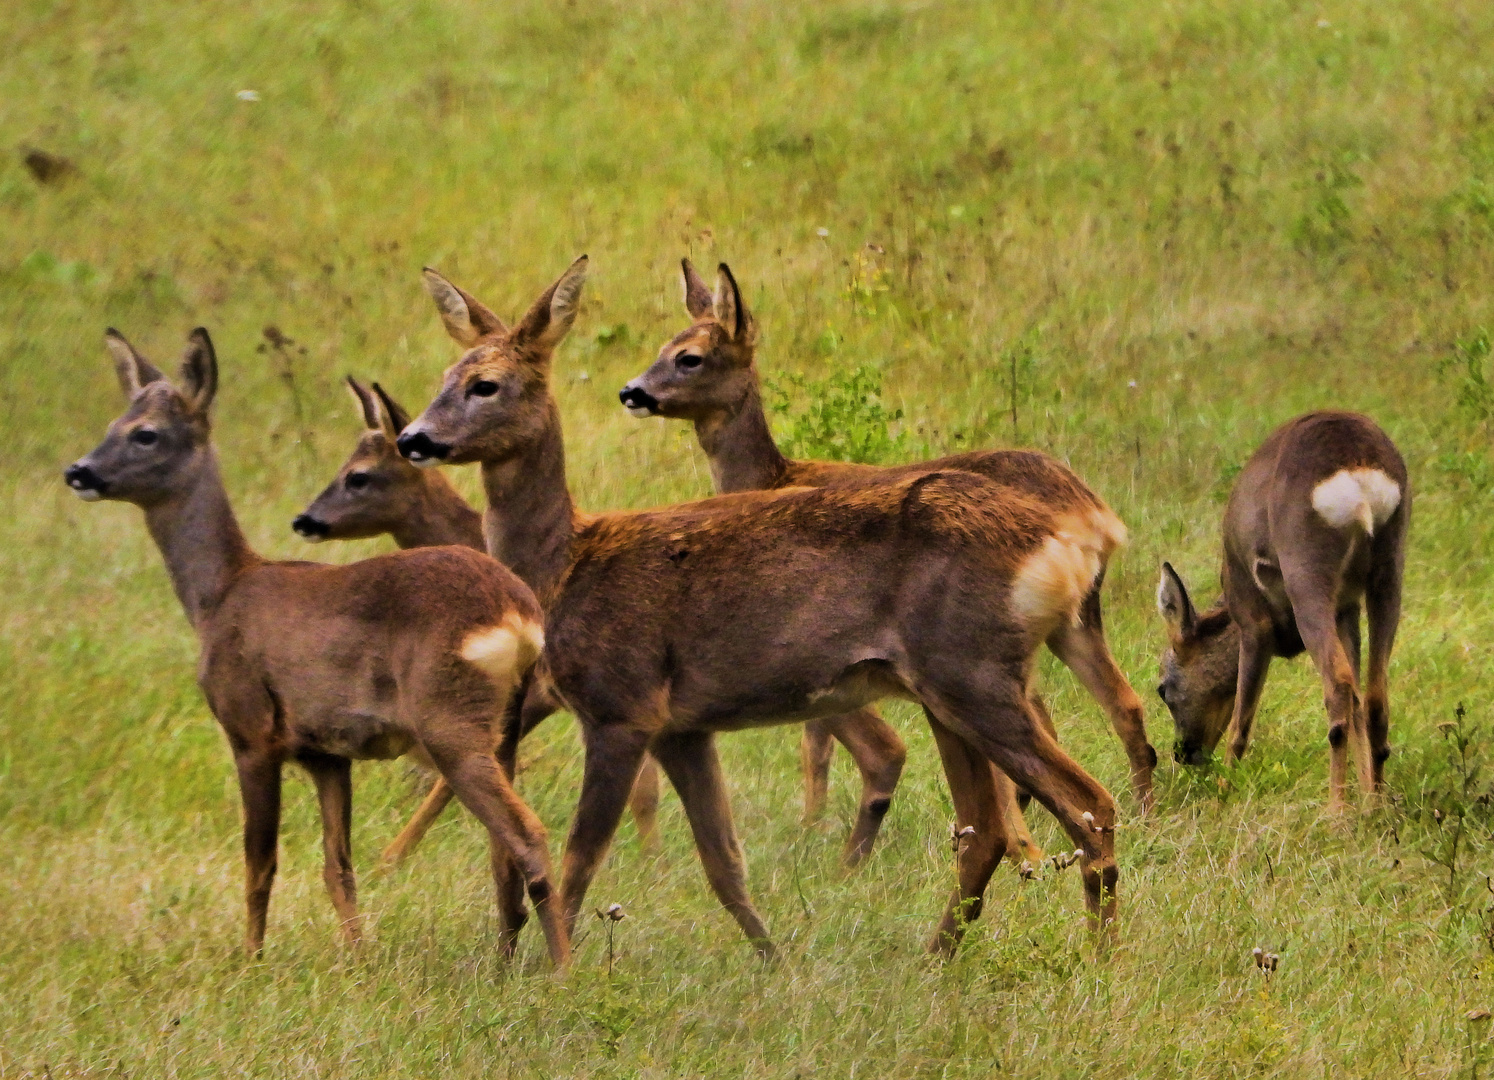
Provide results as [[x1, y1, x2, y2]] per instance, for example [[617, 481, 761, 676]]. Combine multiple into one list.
[[65, 328, 219, 506], [619, 260, 758, 421], [293, 378, 426, 542], [1156, 562, 1241, 764], [397, 257, 587, 466]]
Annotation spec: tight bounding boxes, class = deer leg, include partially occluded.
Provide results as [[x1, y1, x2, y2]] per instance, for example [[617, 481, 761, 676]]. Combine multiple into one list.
[[799, 720, 835, 825], [377, 776, 454, 872], [649, 730, 774, 959], [627, 755, 663, 855], [234, 751, 282, 957], [1047, 606, 1156, 810], [1364, 558, 1404, 792], [559, 723, 653, 935], [924, 713, 1009, 957], [1282, 573, 1363, 812], [301, 753, 360, 944], [815, 707, 907, 868], [1224, 626, 1275, 763], [1336, 602, 1375, 794], [424, 724, 570, 967]]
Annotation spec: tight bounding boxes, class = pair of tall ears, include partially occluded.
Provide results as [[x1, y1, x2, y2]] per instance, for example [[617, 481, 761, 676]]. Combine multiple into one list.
[[681, 258, 756, 344], [105, 327, 217, 415], [421, 255, 588, 354], [1156, 562, 1199, 642], [346, 377, 410, 443]]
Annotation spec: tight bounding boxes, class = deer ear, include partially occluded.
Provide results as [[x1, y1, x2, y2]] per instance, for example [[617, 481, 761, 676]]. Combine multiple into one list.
[[370, 382, 411, 442], [179, 328, 218, 415], [105, 329, 164, 399], [422, 268, 508, 347], [712, 263, 756, 345], [512, 255, 588, 357], [682, 258, 714, 318], [1157, 562, 1198, 641], [346, 376, 381, 431]]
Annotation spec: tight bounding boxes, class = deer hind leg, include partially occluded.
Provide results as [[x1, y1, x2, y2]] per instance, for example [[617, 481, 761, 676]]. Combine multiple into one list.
[[816, 707, 907, 868], [234, 751, 283, 957], [649, 730, 774, 959], [1047, 598, 1157, 810], [559, 722, 653, 936], [1335, 601, 1376, 796], [924, 713, 1009, 957], [301, 752, 360, 944], [378, 776, 454, 872], [1283, 570, 1364, 812], [628, 755, 663, 855], [1364, 557, 1404, 793], [799, 720, 835, 825]]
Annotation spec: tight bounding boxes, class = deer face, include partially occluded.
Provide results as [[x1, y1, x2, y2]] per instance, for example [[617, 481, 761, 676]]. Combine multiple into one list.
[[65, 329, 217, 507], [1156, 563, 1241, 764], [398, 258, 586, 467], [620, 260, 757, 421]]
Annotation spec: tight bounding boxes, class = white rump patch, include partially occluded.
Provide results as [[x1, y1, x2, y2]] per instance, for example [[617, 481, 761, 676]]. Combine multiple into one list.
[[460, 614, 545, 684], [1011, 508, 1124, 629], [1311, 469, 1401, 536]]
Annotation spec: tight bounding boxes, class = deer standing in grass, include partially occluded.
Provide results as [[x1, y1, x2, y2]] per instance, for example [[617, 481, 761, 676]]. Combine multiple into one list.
[[293, 376, 663, 867], [63, 328, 569, 965], [1155, 411, 1408, 809], [396, 257, 1124, 957], [620, 260, 1156, 811]]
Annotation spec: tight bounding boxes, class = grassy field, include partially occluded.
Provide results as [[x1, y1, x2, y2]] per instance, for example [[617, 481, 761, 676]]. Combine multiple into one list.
[[4, 0, 1494, 1074]]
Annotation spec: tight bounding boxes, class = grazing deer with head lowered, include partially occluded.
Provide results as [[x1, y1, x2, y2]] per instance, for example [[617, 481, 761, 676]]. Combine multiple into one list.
[[1156, 411, 1408, 809], [396, 257, 1124, 958], [63, 328, 570, 966], [294, 376, 663, 868], [619, 259, 1156, 810]]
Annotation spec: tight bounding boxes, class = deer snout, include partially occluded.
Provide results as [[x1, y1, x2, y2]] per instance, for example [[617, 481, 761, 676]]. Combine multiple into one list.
[[1173, 742, 1209, 767], [291, 513, 331, 542], [618, 383, 659, 418], [396, 430, 449, 468], [64, 463, 106, 501]]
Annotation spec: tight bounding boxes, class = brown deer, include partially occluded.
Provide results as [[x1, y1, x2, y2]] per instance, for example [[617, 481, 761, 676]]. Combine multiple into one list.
[[63, 328, 570, 966], [1155, 411, 1408, 810], [395, 257, 1123, 958], [293, 376, 663, 868], [619, 260, 1156, 809]]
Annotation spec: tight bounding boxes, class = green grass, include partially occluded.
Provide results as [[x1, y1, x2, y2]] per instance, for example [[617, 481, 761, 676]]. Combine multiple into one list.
[[4, 0, 1494, 1074]]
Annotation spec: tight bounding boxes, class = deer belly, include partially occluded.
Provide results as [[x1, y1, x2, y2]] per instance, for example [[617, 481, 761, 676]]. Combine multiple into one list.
[[299, 711, 416, 761]]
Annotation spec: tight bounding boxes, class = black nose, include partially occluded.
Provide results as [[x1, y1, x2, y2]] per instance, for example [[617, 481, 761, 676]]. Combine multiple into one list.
[[292, 514, 330, 539], [619, 385, 658, 413], [1173, 743, 1207, 767], [396, 431, 448, 462], [63, 463, 105, 493]]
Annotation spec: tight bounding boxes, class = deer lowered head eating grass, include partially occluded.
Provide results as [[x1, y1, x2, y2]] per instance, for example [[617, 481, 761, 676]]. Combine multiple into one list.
[[63, 327, 570, 966], [619, 259, 1156, 813], [1156, 410, 1409, 810], [294, 376, 663, 869], [396, 257, 1124, 958]]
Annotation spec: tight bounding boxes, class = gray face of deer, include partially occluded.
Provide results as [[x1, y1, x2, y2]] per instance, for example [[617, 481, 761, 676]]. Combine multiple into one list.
[[1158, 626, 1241, 764], [66, 383, 204, 506], [296, 432, 419, 541], [621, 320, 750, 422]]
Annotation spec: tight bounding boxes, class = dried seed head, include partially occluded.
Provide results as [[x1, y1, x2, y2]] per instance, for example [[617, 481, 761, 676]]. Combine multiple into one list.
[[595, 903, 626, 922], [1018, 861, 1037, 881], [1467, 1009, 1492, 1022], [1082, 811, 1095, 825]]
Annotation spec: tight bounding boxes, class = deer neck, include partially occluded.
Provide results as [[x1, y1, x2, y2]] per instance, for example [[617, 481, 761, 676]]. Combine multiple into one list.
[[694, 383, 789, 494], [479, 405, 576, 599], [143, 448, 260, 631], [392, 474, 485, 551]]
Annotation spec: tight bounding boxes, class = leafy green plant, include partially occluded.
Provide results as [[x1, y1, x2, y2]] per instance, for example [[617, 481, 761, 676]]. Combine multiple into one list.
[[1438, 328, 1494, 440], [766, 360, 909, 464], [1290, 152, 1363, 254]]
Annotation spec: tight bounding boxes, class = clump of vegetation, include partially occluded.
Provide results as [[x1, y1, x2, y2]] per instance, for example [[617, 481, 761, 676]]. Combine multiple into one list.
[[765, 360, 909, 464]]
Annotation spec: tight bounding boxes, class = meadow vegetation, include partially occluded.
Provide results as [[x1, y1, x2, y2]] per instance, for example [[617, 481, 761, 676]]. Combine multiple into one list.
[[4, 0, 1494, 1074]]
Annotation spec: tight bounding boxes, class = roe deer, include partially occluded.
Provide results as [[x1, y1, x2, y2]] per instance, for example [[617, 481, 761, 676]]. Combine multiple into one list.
[[619, 259, 1156, 809], [294, 376, 662, 868], [396, 257, 1123, 958], [63, 328, 569, 965], [1156, 411, 1408, 809]]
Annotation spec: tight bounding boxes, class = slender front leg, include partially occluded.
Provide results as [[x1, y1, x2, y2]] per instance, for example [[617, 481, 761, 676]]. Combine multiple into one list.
[[302, 753, 360, 944], [1364, 547, 1405, 792], [1225, 626, 1274, 763], [649, 731, 774, 959], [378, 777, 454, 871], [799, 720, 835, 825], [559, 723, 653, 935], [235, 751, 282, 957], [815, 707, 907, 867]]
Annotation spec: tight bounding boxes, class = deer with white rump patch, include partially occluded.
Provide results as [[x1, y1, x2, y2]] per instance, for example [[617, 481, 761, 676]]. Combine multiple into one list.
[[63, 328, 569, 965], [294, 376, 663, 868], [1156, 411, 1408, 809], [396, 257, 1124, 957]]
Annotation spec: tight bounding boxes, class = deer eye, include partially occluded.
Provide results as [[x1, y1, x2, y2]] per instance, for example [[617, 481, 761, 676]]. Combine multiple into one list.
[[346, 472, 371, 491], [129, 429, 158, 447], [676, 354, 703, 370], [469, 379, 500, 398]]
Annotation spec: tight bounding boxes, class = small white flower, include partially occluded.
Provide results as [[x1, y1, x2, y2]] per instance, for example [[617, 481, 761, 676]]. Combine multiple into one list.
[[577, 371, 590, 382], [1316, 18, 1330, 28], [815, 227, 830, 238], [1128, 380, 1138, 388], [237, 89, 261, 102]]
